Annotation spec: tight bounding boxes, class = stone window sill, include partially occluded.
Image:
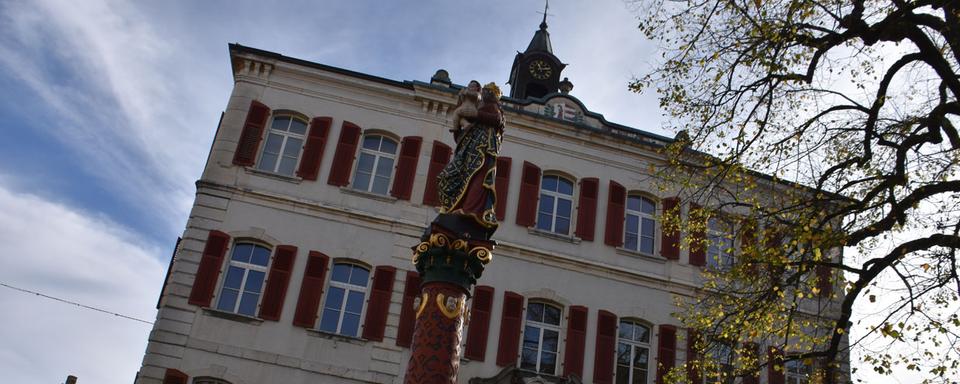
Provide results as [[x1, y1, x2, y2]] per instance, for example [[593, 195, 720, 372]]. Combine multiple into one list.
[[340, 187, 398, 203], [244, 167, 302, 184], [202, 308, 264, 324], [615, 247, 667, 264], [305, 329, 367, 345], [527, 227, 581, 244]]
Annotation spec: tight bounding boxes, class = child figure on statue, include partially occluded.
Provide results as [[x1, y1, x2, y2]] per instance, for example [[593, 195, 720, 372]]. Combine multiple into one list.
[[450, 80, 481, 142]]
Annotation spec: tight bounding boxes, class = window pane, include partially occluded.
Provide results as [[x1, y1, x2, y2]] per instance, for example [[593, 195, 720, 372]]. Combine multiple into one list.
[[357, 153, 376, 173], [376, 156, 394, 177], [520, 349, 538, 370], [632, 368, 646, 384], [238, 292, 259, 316], [541, 176, 557, 192], [523, 325, 541, 349], [363, 136, 381, 150], [331, 264, 351, 283], [557, 179, 573, 195], [619, 322, 633, 340], [372, 175, 390, 195], [231, 244, 253, 263], [625, 215, 639, 234], [635, 324, 650, 342], [223, 266, 244, 289], [283, 137, 303, 157], [319, 308, 340, 333], [542, 329, 559, 352], [544, 305, 561, 325], [539, 194, 554, 214], [341, 312, 361, 337], [271, 116, 291, 130], [617, 366, 630, 384], [617, 343, 631, 365], [380, 138, 397, 154], [625, 234, 638, 252], [540, 351, 557, 374], [555, 217, 569, 235], [627, 196, 641, 212], [345, 290, 364, 314], [244, 270, 265, 293], [556, 198, 571, 219], [640, 197, 655, 214], [536, 213, 552, 231], [348, 266, 369, 286], [263, 133, 283, 154], [250, 246, 270, 266], [324, 287, 345, 310], [289, 119, 307, 135], [640, 236, 654, 254], [216, 288, 238, 312], [526, 302, 543, 322], [258, 152, 278, 173], [641, 218, 656, 237], [353, 172, 372, 192], [634, 347, 649, 365], [278, 155, 297, 176]]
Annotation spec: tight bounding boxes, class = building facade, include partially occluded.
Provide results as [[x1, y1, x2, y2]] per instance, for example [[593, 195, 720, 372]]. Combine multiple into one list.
[[136, 21, 842, 384]]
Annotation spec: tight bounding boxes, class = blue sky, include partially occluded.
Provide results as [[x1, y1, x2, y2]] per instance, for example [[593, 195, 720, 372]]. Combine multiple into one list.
[[0, 1, 922, 383]]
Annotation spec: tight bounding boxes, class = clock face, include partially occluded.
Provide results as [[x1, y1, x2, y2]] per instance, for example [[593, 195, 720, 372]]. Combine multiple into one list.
[[528, 60, 552, 80]]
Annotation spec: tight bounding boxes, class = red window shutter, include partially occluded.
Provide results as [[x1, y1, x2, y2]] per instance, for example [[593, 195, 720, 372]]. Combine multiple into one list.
[[592, 310, 618, 384], [574, 178, 599, 241], [660, 197, 681, 260], [515, 161, 541, 227], [465, 285, 495, 360], [258, 245, 297, 321], [743, 343, 761, 384], [390, 136, 423, 200], [685, 329, 701, 384], [396, 271, 422, 347], [188, 230, 231, 307], [296, 117, 332, 181], [292, 251, 329, 328], [422, 141, 453, 206], [327, 121, 362, 186], [768, 347, 785, 384], [495, 156, 512, 220], [232, 100, 271, 166], [162, 368, 188, 384], [362, 266, 397, 341], [689, 203, 706, 267], [604, 181, 626, 247], [496, 291, 525, 366], [656, 324, 677, 384], [816, 264, 833, 297], [563, 305, 589, 378]]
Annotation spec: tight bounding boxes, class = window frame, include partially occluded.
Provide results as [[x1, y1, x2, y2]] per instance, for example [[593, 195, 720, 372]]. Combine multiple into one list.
[[536, 174, 575, 235], [351, 133, 399, 195], [623, 194, 658, 255], [706, 217, 735, 270], [317, 262, 371, 338], [615, 319, 652, 384], [256, 112, 309, 176], [784, 359, 812, 384], [519, 300, 564, 375], [214, 242, 272, 317], [702, 342, 735, 384]]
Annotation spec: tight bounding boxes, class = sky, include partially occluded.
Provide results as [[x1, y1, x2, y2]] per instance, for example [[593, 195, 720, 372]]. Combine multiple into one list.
[[0, 1, 928, 383]]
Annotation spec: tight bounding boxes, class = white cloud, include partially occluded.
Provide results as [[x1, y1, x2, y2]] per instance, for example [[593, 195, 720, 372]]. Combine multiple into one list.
[[0, 183, 165, 384]]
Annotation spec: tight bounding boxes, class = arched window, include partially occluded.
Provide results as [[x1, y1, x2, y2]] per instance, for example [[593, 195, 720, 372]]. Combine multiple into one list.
[[537, 175, 574, 235], [785, 360, 812, 384], [193, 378, 232, 384], [318, 263, 370, 337], [257, 114, 308, 176], [216, 243, 271, 316], [616, 320, 650, 384], [353, 134, 398, 195], [520, 301, 563, 374], [624, 195, 657, 254], [707, 218, 734, 269], [704, 343, 735, 384]]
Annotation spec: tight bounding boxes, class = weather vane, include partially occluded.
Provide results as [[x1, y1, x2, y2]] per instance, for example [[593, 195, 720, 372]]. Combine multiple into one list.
[[537, 0, 553, 25]]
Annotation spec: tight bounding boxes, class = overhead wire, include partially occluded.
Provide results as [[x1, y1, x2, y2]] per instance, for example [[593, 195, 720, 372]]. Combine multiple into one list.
[[0, 281, 154, 325]]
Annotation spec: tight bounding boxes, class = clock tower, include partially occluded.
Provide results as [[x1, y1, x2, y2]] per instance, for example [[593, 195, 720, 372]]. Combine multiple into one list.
[[508, 16, 566, 100]]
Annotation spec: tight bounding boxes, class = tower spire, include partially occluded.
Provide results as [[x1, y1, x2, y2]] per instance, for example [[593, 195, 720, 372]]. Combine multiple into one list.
[[537, 0, 551, 29]]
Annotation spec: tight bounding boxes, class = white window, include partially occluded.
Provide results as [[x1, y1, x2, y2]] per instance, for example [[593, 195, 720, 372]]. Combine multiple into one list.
[[704, 343, 734, 384], [257, 114, 308, 176], [707, 218, 735, 269], [785, 360, 811, 384], [520, 302, 562, 374], [353, 135, 398, 195], [616, 320, 651, 384], [318, 263, 370, 337], [625, 195, 657, 254], [536, 175, 574, 235], [215, 243, 271, 317]]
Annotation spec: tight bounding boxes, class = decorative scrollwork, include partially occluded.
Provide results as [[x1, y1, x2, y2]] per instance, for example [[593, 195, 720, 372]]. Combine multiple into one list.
[[470, 246, 493, 264], [435, 293, 464, 319], [452, 239, 469, 251], [415, 292, 429, 318]]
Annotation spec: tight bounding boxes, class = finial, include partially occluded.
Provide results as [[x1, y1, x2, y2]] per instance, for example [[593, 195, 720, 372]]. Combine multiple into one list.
[[537, 0, 551, 29]]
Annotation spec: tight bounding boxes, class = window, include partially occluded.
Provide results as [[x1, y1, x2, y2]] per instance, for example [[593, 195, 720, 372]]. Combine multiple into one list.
[[624, 195, 657, 254], [707, 218, 734, 269], [520, 302, 562, 374], [616, 320, 650, 384], [536, 175, 574, 235], [215, 243, 271, 317], [353, 135, 398, 194], [785, 360, 811, 384], [318, 263, 370, 337], [704, 343, 734, 384], [257, 114, 308, 176]]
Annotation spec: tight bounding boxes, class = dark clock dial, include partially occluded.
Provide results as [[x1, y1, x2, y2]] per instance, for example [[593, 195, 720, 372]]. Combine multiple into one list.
[[528, 60, 552, 80]]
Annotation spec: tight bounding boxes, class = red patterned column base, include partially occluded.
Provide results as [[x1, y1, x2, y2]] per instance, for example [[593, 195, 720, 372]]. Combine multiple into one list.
[[403, 282, 468, 384]]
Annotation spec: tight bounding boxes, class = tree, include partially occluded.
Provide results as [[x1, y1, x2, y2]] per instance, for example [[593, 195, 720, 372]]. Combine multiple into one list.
[[630, 0, 959, 383]]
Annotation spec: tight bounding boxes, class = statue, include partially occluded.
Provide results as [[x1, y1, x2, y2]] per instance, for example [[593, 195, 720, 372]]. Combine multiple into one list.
[[449, 80, 482, 141]]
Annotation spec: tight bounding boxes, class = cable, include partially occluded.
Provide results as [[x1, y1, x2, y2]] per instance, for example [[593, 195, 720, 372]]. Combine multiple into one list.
[[0, 281, 154, 325]]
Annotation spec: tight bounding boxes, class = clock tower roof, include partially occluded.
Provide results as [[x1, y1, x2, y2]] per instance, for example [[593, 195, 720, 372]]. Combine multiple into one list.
[[524, 20, 553, 54]]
